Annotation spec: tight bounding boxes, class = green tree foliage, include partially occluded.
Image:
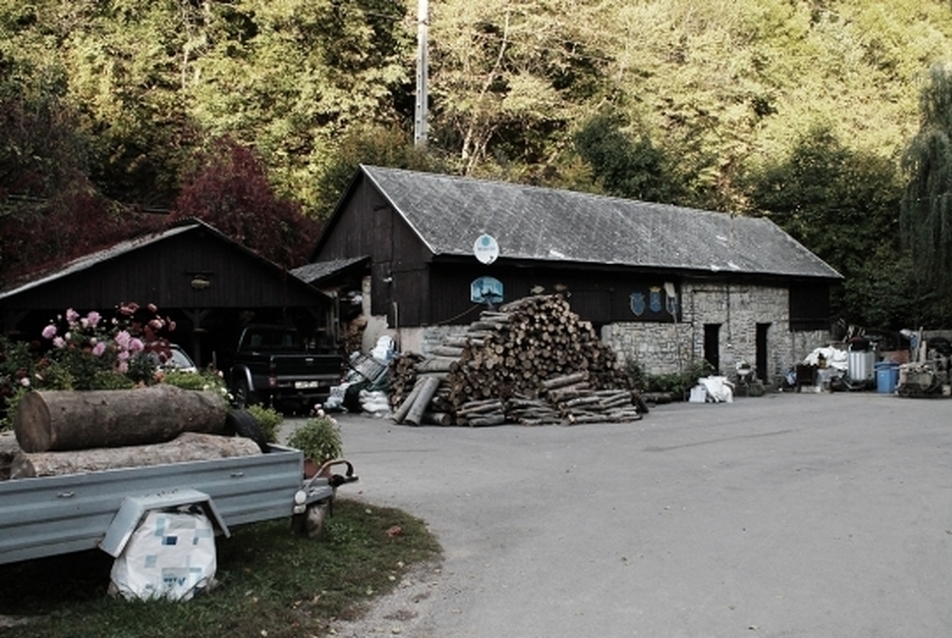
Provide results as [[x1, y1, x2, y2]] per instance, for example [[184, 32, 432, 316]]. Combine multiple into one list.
[[901, 62, 952, 319], [428, 0, 614, 178], [170, 137, 319, 268], [0, 49, 162, 286], [187, 0, 413, 211], [311, 124, 439, 215], [744, 126, 909, 328], [573, 112, 679, 203], [0, 54, 86, 198], [3, 0, 952, 329]]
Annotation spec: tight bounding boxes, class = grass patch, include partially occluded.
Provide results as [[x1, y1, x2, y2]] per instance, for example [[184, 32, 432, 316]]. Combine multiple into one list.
[[0, 500, 441, 638]]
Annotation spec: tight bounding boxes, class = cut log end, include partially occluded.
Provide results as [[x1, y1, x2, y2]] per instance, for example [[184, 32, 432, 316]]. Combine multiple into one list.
[[11, 391, 52, 453]]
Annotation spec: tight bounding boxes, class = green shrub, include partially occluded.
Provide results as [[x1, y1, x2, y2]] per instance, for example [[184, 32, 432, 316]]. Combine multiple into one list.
[[245, 404, 284, 443], [644, 359, 715, 400], [624, 356, 648, 392], [162, 368, 229, 399], [287, 414, 343, 464]]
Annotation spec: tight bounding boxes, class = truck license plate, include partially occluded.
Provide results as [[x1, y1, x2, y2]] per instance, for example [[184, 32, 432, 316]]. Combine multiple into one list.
[[294, 381, 320, 389]]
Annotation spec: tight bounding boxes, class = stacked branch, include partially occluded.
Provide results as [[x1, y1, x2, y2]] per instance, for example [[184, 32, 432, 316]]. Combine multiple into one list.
[[390, 295, 643, 426]]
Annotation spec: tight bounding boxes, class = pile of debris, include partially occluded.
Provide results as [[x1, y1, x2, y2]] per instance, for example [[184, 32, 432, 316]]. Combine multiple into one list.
[[388, 295, 644, 426]]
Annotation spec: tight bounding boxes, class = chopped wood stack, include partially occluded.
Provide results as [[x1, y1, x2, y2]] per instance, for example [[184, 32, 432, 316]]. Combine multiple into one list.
[[390, 294, 642, 426]]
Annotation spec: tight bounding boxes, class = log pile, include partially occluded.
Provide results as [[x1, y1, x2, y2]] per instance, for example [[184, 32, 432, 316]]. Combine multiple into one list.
[[390, 294, 643, 426]]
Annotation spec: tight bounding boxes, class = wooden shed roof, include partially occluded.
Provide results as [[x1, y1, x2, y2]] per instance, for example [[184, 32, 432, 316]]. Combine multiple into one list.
[[324, 165, 842, 281], [0, 220, 330, 310]]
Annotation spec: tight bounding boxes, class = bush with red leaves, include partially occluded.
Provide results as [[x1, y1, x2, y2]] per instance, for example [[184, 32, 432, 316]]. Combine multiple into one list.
[[170, 137, 320, 269]]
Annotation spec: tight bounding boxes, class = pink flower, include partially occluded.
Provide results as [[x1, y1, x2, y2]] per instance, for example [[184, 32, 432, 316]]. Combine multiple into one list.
[[41, 324, 57, 340], [92, 342, 106, 357], [115, 330, 131, 349], [129, 338, 144, 353], [117, 350, 130, 362], [168, 320, 177, 332], [117, 361, 129, 374], [118, 304, 134, 316], [86, 311, 101, 328], [65, 308, 80, 324], [147, 303, 158, 313], [52, 337, 66, 348], [149, 318, 165, 330], [19, 377, 30, 387]]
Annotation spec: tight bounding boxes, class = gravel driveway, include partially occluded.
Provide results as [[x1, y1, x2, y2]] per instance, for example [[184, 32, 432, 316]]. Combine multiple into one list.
[[283, 392, 952, 637]]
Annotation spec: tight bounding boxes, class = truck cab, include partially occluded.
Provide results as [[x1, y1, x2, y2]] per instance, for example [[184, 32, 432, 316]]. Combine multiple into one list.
[[228, 325, 344, 412]]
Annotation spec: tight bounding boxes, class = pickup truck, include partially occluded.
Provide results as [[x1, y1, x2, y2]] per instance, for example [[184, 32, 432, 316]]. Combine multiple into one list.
[[228, 324, 344, 411]]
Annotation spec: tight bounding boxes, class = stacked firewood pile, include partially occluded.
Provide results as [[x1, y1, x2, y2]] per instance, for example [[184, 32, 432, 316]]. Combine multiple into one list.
[[389, 294, 643, 426]]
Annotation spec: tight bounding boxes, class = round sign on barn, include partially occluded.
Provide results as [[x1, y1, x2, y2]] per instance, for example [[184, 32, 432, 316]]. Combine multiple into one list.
[[473, 234, 499, 264]]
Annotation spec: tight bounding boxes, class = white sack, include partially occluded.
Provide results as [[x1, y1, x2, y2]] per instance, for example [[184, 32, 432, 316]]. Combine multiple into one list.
[[698, 376, 734, 403], [110, 509, 217, 602]]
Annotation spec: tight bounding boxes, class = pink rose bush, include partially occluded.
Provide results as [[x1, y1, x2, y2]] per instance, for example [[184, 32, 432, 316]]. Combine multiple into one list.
[[37, 302, 177, 390]]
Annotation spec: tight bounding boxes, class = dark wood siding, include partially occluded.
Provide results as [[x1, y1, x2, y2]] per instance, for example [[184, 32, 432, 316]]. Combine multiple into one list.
[[318, 179, 431, 268], [1, 230, 321, 312], [789, 283, 831, 331], [0, 224, 332, 369], [427, 262, 681, 326]]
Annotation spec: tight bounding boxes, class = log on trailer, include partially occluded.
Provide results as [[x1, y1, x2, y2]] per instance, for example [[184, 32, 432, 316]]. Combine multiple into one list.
[[10, 432, 261, 479], [13, 385, 230, 453]]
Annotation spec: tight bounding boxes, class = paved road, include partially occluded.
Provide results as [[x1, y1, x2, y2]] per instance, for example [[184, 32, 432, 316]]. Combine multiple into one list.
[[287, 392, 952, 637]]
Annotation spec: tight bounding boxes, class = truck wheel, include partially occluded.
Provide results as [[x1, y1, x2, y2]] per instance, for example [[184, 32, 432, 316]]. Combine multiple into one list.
[[233, 381, 259, 409], [226, 409, 270, 453]]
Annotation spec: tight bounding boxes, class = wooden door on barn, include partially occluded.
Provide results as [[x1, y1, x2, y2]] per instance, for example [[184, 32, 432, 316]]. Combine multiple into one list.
[[704, 324, 721, 375]]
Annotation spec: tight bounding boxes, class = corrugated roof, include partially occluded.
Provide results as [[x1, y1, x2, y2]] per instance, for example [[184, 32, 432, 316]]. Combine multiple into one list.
[[291, 256, 369, 284], [361, 165, 842, 280], [0, 225, 199, 300]]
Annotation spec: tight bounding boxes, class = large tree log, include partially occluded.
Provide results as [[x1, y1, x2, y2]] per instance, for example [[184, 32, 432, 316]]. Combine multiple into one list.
[[14, 385, 229, 453], [405, 376, 442, 426], [10, 432, 261, 479], [0, 431, 20, 481], [392, 377, 426, 423]]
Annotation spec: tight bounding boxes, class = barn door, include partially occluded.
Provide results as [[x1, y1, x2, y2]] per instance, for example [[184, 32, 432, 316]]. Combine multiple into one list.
[[704, 324, 721, 374], [756, 323, 771, 383]]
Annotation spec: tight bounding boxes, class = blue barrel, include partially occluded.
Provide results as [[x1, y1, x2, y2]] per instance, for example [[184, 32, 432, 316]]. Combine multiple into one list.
[[875, 362, 899, 394]]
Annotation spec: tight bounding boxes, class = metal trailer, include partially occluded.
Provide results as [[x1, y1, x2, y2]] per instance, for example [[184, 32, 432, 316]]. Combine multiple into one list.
[[0, 444, 356, 566]]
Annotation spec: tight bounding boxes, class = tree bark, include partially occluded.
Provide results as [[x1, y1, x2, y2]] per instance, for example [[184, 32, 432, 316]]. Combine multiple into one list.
[[405, 376, 443, 426], [10, 432, 261, 479], [14, 385, 230, 453]]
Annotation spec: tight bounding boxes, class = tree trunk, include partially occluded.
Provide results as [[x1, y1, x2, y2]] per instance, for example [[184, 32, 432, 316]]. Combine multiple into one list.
[[10, 432, 261, 479], [405, 376, 442, 426], [14, 385, 230, 453]]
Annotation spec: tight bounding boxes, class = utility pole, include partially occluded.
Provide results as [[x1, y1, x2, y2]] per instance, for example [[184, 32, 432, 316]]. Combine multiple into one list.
[[413, 0, 429, 147]]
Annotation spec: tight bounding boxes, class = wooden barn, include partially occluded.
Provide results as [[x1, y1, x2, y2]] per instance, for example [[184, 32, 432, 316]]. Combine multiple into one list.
[[299, 165, 843, 385], [0, 220, 335, 371]]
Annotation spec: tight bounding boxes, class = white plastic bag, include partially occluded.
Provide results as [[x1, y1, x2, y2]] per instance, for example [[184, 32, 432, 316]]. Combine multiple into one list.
[[110, 509, 217, 601]]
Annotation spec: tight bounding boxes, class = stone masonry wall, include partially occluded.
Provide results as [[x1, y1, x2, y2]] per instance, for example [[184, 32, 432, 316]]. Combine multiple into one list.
[[602, 282, 831, 385], [373, 283, 831, 389]]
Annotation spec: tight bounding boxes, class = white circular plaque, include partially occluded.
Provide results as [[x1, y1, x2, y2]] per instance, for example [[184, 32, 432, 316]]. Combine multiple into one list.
[[473, 234, 499, 264]]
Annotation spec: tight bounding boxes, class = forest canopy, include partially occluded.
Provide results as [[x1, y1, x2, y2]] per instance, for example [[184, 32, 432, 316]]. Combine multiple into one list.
[[2, 0, 952, 329]]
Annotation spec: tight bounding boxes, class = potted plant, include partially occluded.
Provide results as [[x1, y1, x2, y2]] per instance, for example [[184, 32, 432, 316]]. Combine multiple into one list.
[[287, 409, 343, 479]]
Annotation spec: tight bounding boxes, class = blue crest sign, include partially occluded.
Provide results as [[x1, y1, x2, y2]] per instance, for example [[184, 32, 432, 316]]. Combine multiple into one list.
[[629, 292, 646, 316], [471, 277, 504, 304], [630, 284, 679, 320], [649, 286, 663, 313]]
